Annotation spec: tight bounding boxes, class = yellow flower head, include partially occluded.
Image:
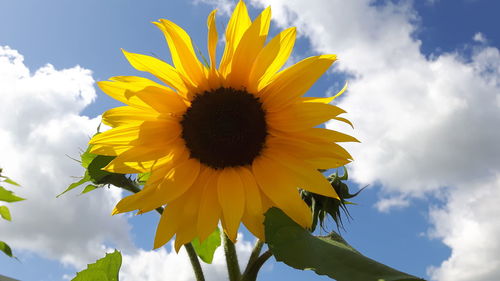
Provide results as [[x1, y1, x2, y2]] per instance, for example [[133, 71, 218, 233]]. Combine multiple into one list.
[[90, 0, 357, 251]]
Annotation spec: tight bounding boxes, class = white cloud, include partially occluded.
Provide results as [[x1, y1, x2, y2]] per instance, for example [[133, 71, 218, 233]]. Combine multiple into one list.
[[427, 175, 500, 281], [193, 0, 235, 15], [121, 234, 254, 281], [244, 1, 500, 280], [0, 45, 133, 268], [473, 32, 487, 44], [375, 195, 410, 213]]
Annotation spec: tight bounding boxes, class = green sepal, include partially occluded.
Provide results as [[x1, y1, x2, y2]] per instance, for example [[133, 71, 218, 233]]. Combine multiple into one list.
[[72, 250, 122, 281], [0, 205, 11, 221], [264, 208, 425, 281], [87, 155, 115, 184], [191, 228, 221, 264], [81, 145, 99, 169], [57, 172, 92, 197], [0, 241, 13, 257], [81, 185, 99, 194], [137, 172, 151, 185]]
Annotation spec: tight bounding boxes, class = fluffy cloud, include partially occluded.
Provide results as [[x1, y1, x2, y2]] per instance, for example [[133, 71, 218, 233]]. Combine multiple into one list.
[[428, 174, 500, 281], [0, 45, 134, 268], [427, 175, 500, 281], [121, 234, 254, 281]]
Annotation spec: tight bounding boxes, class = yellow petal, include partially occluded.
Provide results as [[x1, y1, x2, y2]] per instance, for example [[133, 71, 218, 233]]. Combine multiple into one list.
[[131, 87, 187, 114], [267, 102, 346, 132], [207, 9, 218, 69], [301, 81, 348, 104], [332, 116, 354, 128], [156, 158, 201, 204], [154, 19, 206, 89], [89, 145, 130, 156], [260, 55, 337, 111], [252, 156, 312, 228], [103, 145, 173, 174], [174, 222, 198, 252], [273, 127, 360, 143], [217, 167, 245, 242], [263, 148, 339, 199], [173, 175, 205, 252], [239, 167, 264, 240], [112, 187, 156, 215], [122, 50, 189, 93], [266, 136, 353, 169], [89, 120, 181, 147], [227, 6, 271, 88], [219, 0, 251, 77], [248, 27, 296, 93], [154, 199, 183, 249], [102, 106, 160, 127], [197, 169, 222, 242]]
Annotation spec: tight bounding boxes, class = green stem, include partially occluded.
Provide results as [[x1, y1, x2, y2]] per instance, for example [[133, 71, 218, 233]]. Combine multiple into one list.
[[241, 250, 273, 281], [118, 176, 205, 281], [184, 243, 206, 281], [243, 240, 264, 274], [222, 232, 241, 281]]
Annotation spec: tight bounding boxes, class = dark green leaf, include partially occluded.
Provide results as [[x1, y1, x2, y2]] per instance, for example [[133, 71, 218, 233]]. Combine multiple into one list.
[[0, 205, 11, 221], [81, 185, 98, 194], [0, 241, 13, 257], [191, 228, 221, 264], [87, 155, 115, 184], [72, 250, 122, 281], [57, 172, 91, 198], [0, 186, 25, 203], [265, 208, 425, 281]]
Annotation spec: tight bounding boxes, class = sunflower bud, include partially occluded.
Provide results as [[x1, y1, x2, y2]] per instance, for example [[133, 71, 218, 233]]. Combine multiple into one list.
[[300, 167, 364, 231]]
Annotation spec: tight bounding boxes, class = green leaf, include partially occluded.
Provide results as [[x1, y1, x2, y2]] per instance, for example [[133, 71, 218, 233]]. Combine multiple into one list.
[[0, 186, 25, 203], [264, 208, 425, 281], [0, 205, 11, 221], [87, 155, 115, 184], [57, 172, 91, 198], [0, 241, 13, 257], [191, 228, 221, 264], [3, 177, 20, 187], [81, 184, 98, 194], [72, 250, 122, 281]]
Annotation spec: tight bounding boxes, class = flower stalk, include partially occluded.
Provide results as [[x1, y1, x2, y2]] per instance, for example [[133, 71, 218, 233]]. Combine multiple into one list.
[[222, 232, 241, 281], [184, 243, 206, 281]]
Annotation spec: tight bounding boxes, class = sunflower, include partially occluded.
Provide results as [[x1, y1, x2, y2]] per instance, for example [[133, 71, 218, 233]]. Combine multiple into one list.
[[90, 0, 357, 251]]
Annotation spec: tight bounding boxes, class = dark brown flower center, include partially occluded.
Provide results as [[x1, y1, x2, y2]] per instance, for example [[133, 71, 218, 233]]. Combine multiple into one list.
[[180, 87, 268, 169]]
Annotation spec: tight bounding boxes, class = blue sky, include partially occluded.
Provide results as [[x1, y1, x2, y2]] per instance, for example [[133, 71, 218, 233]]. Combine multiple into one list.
[[1, 0, 499, 280]]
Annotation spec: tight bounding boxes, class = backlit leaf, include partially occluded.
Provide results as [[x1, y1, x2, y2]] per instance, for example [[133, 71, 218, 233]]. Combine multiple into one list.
[[72, 250, 122, 281], [0, 241, 13, 257], [191, 228, 221, 264], [0, 205, 11, 221], [0, 186, 25, 203]]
